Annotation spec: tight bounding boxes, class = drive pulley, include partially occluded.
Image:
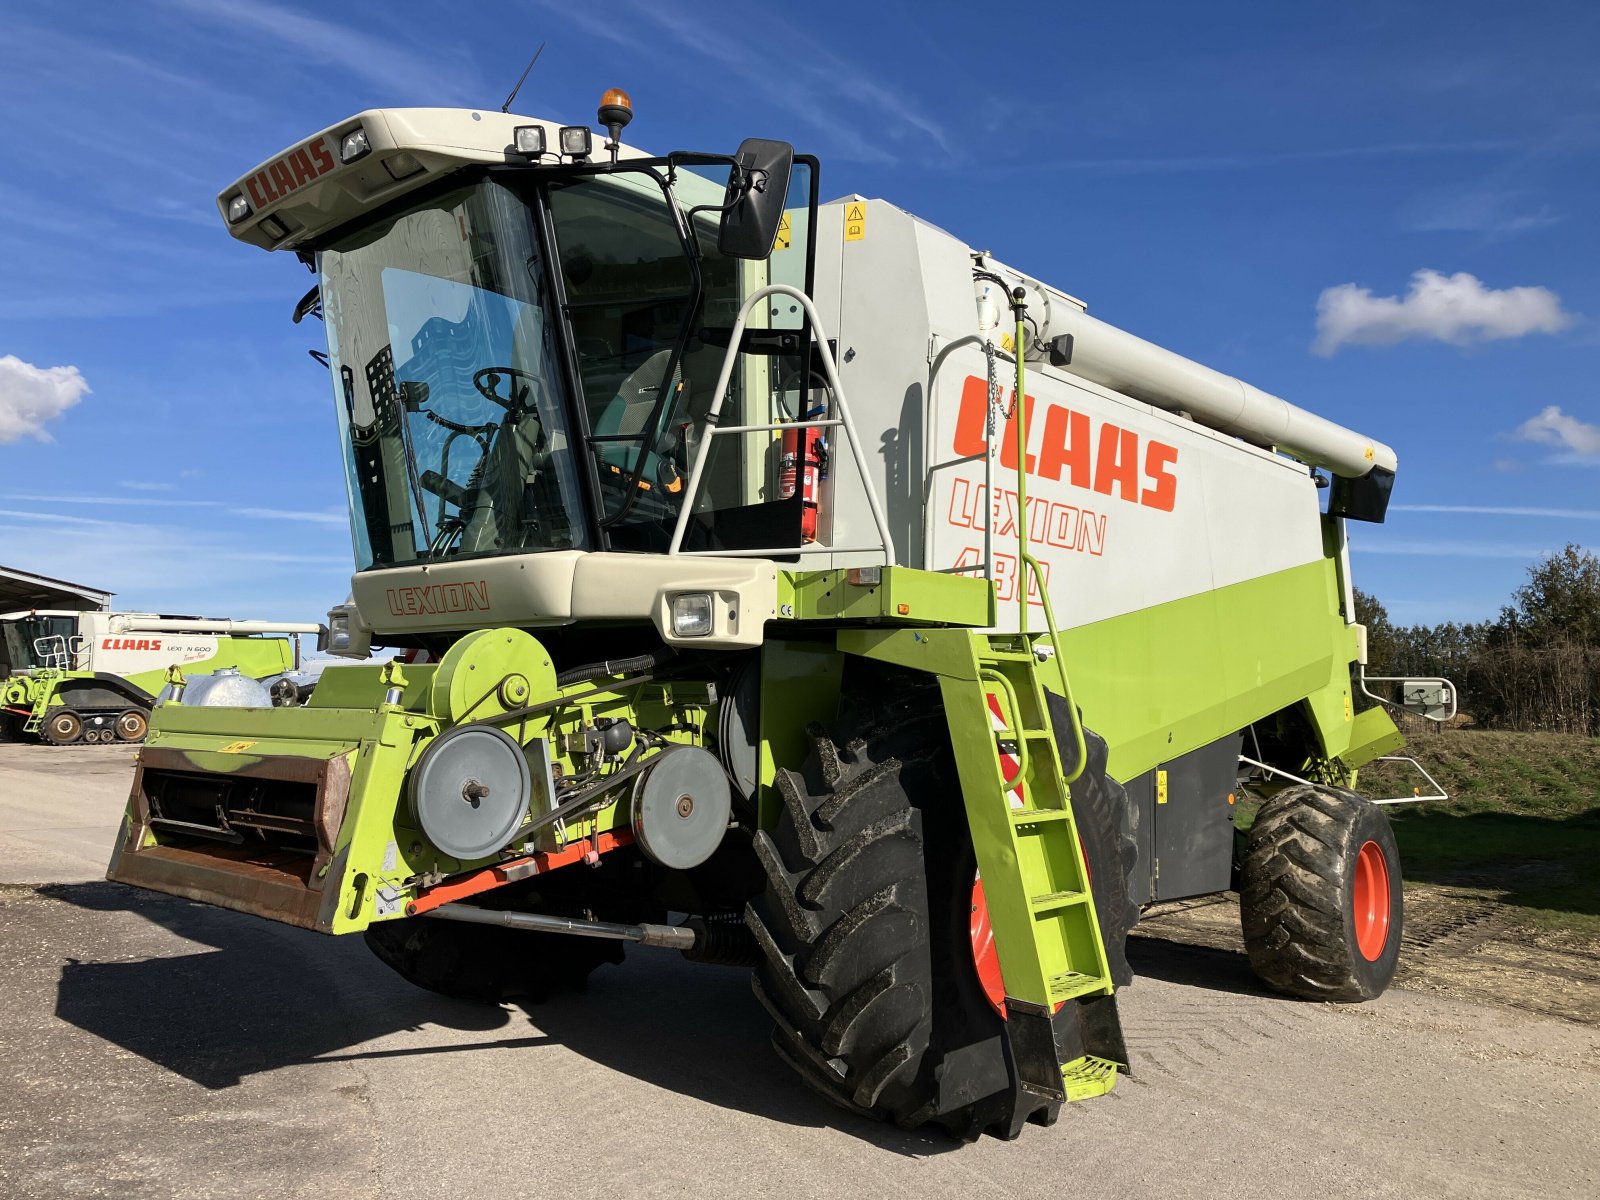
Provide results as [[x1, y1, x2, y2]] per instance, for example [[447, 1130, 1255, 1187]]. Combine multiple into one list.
[[410, 723, 532, 862]]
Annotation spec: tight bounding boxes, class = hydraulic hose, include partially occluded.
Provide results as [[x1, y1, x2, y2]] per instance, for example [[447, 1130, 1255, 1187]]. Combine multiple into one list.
[[555, 647, 677, 688]]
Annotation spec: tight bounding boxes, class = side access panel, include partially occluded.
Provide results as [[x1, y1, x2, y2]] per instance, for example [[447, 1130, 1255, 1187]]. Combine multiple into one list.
[[1123, 732, 1243, 904]]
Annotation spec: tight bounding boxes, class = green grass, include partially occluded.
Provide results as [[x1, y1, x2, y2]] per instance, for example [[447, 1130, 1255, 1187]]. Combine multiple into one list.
[[1362, 731, 1600, 934], [1234, 732, 1600, 933]]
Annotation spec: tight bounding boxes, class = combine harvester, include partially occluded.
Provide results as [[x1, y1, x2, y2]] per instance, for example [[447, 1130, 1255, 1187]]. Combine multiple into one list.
[[106, 92, 1447, 1139], [1, 610, 322, 744]]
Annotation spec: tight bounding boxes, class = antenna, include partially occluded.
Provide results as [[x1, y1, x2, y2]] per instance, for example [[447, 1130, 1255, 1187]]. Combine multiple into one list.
[[500, 42, 546, 114]]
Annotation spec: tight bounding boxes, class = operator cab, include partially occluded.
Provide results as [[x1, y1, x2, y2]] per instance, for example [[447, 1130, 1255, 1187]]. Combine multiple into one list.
[[0, 611, 81, 676], [229, 98, 822, 579]]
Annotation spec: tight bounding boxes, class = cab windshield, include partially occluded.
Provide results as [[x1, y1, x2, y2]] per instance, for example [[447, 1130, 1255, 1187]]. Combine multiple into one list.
[[0, 614, 76, 673], [321, 179, 590, 568], [319, 160, 815, 568]]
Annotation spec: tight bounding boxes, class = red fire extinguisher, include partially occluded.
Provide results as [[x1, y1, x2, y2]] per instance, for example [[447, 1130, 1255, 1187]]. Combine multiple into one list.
[[779, 423, 825, 542]]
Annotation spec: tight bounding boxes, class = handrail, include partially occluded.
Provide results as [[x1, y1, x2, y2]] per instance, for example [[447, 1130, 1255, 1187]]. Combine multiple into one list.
[[1005, 293, 1087, 783], [667, 284, 895, 562]]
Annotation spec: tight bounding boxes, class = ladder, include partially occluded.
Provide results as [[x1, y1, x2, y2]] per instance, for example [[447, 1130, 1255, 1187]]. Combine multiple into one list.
[[938, 631, 1122, 1104]]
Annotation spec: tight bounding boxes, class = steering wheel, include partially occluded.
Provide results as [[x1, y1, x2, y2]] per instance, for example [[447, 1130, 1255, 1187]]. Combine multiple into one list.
[[473, 366, 542, 414]]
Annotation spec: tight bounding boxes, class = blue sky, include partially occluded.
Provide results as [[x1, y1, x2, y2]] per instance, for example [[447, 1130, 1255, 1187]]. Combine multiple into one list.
[[1, 0, 1597, 625]]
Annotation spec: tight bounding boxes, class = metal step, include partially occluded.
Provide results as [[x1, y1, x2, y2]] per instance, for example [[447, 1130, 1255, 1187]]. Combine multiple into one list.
[[1029, 889, 1088, 914], [1046, 971, 1105, 1004]]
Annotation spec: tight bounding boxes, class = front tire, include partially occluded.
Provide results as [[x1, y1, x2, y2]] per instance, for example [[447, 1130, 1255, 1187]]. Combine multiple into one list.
[[745, 675, 1137, 1140], [1239, 785, 1402, 1001]]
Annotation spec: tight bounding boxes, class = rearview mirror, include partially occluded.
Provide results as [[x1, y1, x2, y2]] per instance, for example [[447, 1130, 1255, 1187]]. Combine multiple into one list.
[[718, 138, 793, 260], [1363, 674, 1457, 722]]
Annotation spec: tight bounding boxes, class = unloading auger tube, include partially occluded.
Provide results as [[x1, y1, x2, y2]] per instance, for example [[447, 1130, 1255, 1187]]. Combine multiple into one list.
[[1002, 282, 1397, 480]]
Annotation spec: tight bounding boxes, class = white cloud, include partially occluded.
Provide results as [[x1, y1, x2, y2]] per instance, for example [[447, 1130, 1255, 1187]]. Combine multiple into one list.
[[1312, 270, 1572, 355], [1513, 406, 1600, 460], [120, 480, 178, 492], [0, 355, 90, 443]]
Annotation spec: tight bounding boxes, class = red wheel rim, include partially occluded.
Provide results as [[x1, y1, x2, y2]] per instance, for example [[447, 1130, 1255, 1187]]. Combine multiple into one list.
[[969, 875, 1007, 1017], [1352, 840, 1391, 962]]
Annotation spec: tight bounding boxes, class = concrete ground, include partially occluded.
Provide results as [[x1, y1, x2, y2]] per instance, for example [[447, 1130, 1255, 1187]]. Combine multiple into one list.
[[1, 742, 1597, 1199]]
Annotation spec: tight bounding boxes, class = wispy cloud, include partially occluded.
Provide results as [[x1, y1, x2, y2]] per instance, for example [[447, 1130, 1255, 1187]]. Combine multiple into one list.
[[1313, 269, 1572, 355], [0, 493, 351, 524], [159, 0, 478, 105], [533, 0, 949, 164], [1, 508, 349, 620], [228, 507, 348, 527], [1352, 539, 1556, 559], [1024, 139, 1520, 175], [1406, 189, 1561, 238], [120, 480, 179, 493], [1391, 503, 1600, 519]]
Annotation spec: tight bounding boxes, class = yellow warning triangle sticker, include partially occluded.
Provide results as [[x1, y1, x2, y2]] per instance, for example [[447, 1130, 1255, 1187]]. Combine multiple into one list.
[[844, 201, 866, 242]]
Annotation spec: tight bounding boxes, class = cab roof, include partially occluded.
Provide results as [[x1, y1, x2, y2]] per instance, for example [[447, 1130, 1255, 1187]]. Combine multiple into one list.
[[218, 107, 651, 252]]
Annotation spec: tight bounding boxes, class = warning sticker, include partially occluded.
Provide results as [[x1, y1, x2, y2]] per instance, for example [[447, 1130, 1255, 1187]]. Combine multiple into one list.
[[774, 211, 792, 251], [844, 202, 866, 242], [218, 740, 257, 754]]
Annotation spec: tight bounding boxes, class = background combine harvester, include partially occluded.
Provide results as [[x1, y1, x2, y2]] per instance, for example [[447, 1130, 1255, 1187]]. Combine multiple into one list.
[[105, 91, 1448, 1140], [1, 610, 323, 744]]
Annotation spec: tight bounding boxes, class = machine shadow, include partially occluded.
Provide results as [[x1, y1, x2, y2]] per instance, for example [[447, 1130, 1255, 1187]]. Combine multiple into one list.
[[45, 881, 530, 1090], [513, 951, 957, 1156], [1126, 931, 1271, 998], [43, 881, 955, 1154]]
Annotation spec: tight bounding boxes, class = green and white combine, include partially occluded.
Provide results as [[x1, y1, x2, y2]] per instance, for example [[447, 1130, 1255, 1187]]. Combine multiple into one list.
[[1, 610, 318, 745], [106, 94, 1446, 1139]]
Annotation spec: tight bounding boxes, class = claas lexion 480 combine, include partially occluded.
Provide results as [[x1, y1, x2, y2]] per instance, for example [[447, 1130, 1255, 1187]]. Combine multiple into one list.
[[107, 90, 1451, 1139]]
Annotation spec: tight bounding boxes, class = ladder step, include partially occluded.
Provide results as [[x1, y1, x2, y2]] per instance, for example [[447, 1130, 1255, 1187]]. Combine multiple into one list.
[[1060, 1055, 1119, 1102], [1046, 971, 1107, 1004], [1030, 889, 1088, 914], [980, 650, 1038, 663], [1011, 808, 1074, 824]]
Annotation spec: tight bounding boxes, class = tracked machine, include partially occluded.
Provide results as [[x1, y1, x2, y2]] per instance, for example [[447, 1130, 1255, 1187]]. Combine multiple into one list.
[[1, 610, 320, 744], [106, 92, 1445, 1138]]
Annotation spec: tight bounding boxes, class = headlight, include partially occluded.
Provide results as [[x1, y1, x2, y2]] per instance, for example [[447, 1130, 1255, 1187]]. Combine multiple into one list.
[[671, 593, 713, 638], [325, 610, 351, 653], [225, 194, 251, 224], [559, 125, 592, 158], [340, 127, 371, 163], [513, 125, 546, 156]]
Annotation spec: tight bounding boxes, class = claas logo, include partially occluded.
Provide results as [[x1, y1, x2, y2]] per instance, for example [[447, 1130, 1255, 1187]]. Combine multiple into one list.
[[101, 638, 163, 651], [243, 136, 338, 210], [954, 376, 1178, 512]]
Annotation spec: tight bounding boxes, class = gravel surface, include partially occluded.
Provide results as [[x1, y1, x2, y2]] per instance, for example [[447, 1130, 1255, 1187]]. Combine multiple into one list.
[[1, 742, 1597, 1199]]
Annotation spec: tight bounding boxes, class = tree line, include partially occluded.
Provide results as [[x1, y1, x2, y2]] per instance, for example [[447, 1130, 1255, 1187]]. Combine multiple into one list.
[[1355, 544, 1600, 735]]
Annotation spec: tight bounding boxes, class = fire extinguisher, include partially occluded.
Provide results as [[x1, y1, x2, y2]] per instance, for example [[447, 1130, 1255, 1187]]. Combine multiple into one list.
[[779, 422, 826, 542]]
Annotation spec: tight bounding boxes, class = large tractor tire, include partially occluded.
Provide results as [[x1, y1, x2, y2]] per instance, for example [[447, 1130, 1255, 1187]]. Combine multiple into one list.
[[745, 674, 1138, 1141], [1239, 784, 1402, 1001]]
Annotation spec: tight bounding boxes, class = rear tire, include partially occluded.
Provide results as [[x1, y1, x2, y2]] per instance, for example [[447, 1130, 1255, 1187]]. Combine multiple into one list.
[[115, 709, 149, 743], [745, 673, 1137, 1140], [1239, 785, 1402, 1001]]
